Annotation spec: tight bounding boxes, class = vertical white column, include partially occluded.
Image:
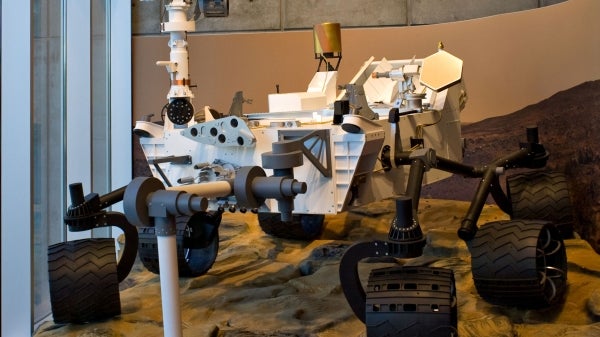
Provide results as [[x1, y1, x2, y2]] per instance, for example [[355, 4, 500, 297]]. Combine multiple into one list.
[[110, 0, 132, 230], [110, 0, 132, 191], [66, 0, 92, 241], [1, 1, 32, 335], [157, 233, 183, 337]]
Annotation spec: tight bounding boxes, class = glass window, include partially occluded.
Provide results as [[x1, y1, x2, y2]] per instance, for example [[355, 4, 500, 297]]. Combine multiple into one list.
[[33, 0, 65, 323], [3, 1, 129, 333], [32, 0, 113, 325], [91, 0, 111, 237]]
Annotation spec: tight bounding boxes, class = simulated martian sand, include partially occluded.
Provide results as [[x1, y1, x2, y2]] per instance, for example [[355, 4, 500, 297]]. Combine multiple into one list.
[[35, 81, 600, 337], [34, 198, 600, 337]]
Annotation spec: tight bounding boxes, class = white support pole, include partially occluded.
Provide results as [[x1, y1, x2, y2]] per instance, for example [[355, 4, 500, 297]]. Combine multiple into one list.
[[158, 234, 183, 337], [155, 217, 183, 337]]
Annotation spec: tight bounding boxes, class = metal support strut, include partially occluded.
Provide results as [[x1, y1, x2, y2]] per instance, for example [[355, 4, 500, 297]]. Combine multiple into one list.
[[122, 164, 306, 337]]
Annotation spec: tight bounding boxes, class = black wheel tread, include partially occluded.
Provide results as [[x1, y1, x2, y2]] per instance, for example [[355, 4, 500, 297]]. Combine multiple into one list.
[[137, 213, 219, 277], [258, 213, 324, 240], [471, 220, 542, 278], [48, 238, 120, 323], [507, 171, 573, 225], [470, 220, 567, 307], [365, 266, 457, 337]]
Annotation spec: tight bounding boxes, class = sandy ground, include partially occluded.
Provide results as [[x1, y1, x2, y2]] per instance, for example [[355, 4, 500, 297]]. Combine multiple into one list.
[[34, 198, 600, 337]]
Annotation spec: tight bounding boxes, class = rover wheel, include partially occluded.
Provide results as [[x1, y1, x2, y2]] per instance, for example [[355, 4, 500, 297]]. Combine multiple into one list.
[[48, 238, 121, 324], [470, 219, 567, 307], [137, 211, 220, 277], [507, 170, 574, 238], [365, 266, 457, 337], [257, 212, 324, 240]]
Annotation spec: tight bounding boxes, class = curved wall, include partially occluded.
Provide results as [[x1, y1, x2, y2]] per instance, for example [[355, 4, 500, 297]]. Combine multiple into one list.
[[133, 0, 566, 34], [133, 0, 599, 123]]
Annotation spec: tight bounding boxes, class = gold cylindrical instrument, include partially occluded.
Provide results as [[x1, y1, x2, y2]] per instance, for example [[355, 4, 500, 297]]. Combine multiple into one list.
[[313, 22, 342, 56]]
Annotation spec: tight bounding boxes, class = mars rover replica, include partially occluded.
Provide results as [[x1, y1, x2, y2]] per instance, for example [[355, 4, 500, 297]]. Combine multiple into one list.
[[47, 1, 573, 336]]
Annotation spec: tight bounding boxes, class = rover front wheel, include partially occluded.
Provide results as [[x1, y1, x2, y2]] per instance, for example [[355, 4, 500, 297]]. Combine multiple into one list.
[[48, 238, 121, 324], [137, 211, 220, 277], [257, 212, 324, 240], [470, 219, 567, 307], [365, 266, 458, 337]]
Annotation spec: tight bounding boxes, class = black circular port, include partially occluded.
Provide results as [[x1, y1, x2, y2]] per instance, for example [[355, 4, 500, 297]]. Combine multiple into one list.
[[166, 98, 194, 125]]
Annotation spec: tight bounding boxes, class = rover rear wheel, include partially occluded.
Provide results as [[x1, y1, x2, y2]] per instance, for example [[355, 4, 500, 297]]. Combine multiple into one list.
[[137, 211, 220, 277], [48, 238, 121, 324], [257, 213, 324, 240], [507, 170, 574, 238], [470, 219, 567, 307], [365, 266, 457, 337]]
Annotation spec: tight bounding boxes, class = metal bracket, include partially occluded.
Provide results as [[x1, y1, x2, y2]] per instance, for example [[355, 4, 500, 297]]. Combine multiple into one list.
[[408, 148, 437, 171], [269, 129, 332, 178], [147, 155, 192, 187], [345, 83, 379, 120]]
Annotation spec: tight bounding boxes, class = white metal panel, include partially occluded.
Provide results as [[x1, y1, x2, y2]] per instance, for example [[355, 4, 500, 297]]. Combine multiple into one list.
[[66, 0, 92, 241], [1, 2, 33, 335], [110, 0, 132, 198], [110, 0, 132, 240]]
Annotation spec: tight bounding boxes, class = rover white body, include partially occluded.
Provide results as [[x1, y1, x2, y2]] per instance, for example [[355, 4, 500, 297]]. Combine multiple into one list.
[[135, 51, 467, 216]]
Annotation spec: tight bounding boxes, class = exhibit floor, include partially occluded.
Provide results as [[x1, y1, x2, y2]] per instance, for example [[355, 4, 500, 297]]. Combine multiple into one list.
[[34, 198, 600, 337]]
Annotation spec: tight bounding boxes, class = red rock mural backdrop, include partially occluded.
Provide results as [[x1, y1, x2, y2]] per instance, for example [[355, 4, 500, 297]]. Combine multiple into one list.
[[422, 80, 600, 253]]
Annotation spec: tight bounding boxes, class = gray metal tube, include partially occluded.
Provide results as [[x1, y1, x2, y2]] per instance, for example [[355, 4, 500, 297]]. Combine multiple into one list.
[[167, 180, 232, 198]]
